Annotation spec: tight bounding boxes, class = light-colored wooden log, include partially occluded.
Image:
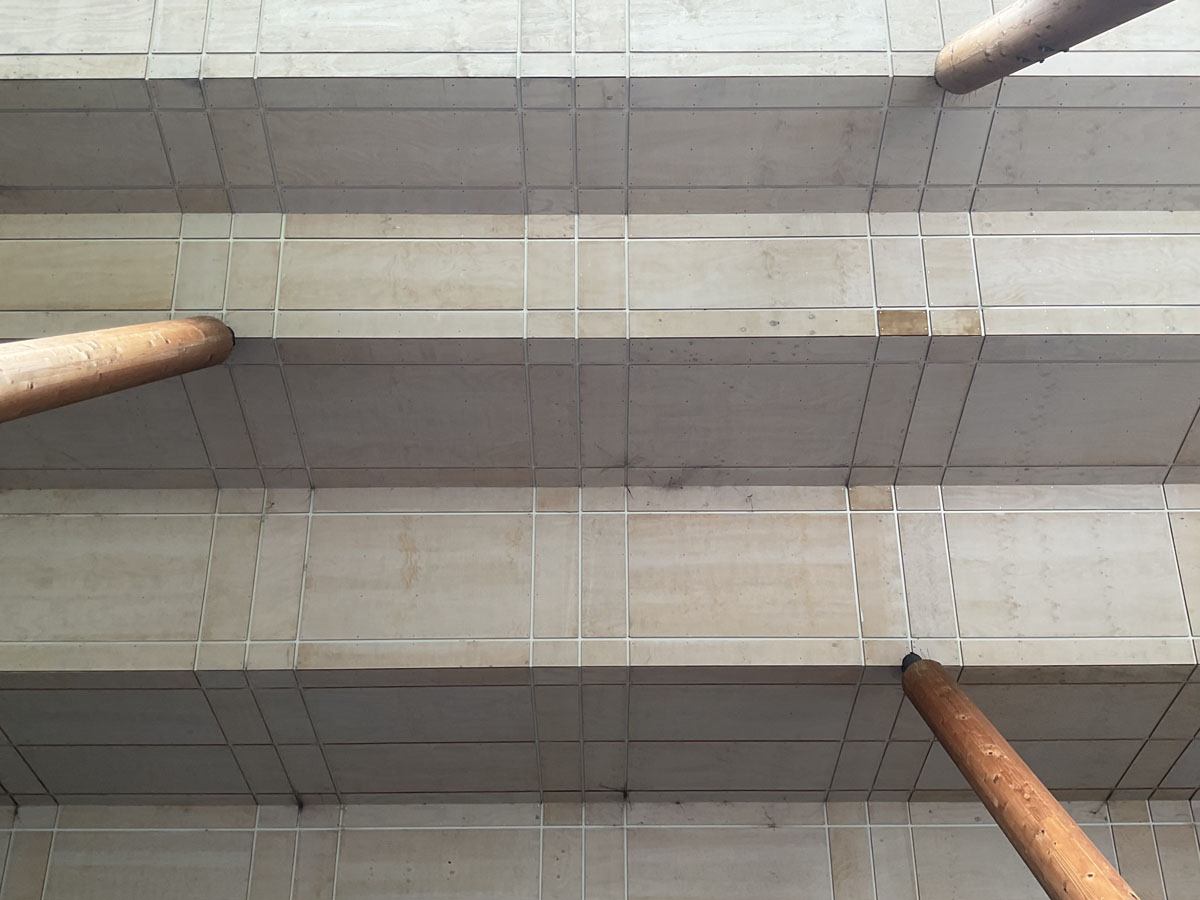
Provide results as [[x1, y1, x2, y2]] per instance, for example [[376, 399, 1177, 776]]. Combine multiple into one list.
[[0, 317, 233, 423], [902, 656, 1141, 900], [935, 0, 1177, 94]]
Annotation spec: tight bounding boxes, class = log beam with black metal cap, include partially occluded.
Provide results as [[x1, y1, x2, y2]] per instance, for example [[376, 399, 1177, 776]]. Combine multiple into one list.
[[0, 316, 234, 424], [935, 0, 1177, 94], [901, 654, 1141, 900]]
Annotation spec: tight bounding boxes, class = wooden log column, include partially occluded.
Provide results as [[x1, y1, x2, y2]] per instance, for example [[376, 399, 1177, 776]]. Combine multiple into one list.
[[902, 655, 1141, 900], [935, 0, 1177, 94], [0, 317, 234, 424]]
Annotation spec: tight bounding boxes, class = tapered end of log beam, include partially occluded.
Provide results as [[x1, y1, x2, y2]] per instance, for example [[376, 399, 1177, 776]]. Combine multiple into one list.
[[902, 656, 1145, 900], [0, 316, 235, 424], [934, 0, 1178, 94]]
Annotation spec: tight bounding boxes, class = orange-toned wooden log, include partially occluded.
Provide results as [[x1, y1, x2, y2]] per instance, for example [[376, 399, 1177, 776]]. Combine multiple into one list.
[[902, 656, 1140, 900], [0, 317, 233, 423], [935, 0, 1176, 94]]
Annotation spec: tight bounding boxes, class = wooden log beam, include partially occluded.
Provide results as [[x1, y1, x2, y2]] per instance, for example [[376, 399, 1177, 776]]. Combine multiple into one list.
[[935, 0, 1177, 94], [0, 317, 233, 424], [902, 655, 1141, 900]]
